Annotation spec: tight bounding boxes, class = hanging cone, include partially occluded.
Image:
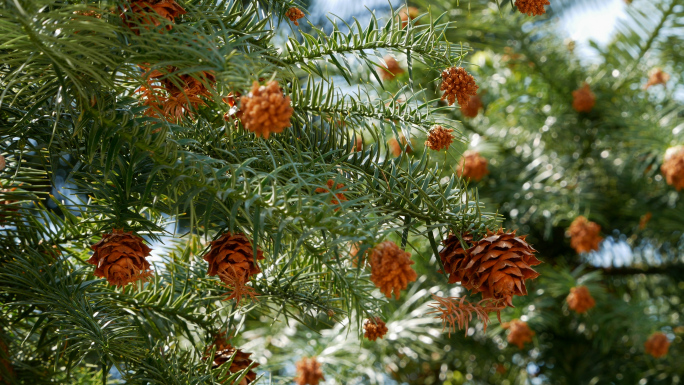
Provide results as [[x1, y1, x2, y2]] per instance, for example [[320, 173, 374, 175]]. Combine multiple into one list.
[[87, 229, 153, 287], [369, 241, 418, 300]]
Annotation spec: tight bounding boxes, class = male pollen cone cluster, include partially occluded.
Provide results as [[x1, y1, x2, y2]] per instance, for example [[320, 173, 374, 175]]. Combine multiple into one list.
[[503, 319, 535, 349], [398, 6, 419, 27], [122, 0, 186, 33], [363, 318, 388, 341], [370, 241, 418, 300], [440, 67, 479, 107], [139, 66, 215, 121], [456, 150, 489, 181], [566, 285, 596, 314], [203, 233, 264, 300], [209, 345, 259, 385], [661, 146, 684, 191], [87, 229, 153, 287], [461, 94, 483, 118], [572, 83, 596, 113], [295, 357, 325, 385], [644, 69, 670, 89], [379, 56, 405, 81], [567, 216, 603, 253], [425, 126, 455, 151], [239, 81, 293, 139], [514, 0, 550, 16], [285, 7, 305, 26], [644, 332, 670, 358]]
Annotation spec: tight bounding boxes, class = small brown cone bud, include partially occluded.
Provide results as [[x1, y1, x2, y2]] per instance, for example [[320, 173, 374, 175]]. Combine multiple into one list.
[[295, 357, 325, 385], [567, 216, 603, 253], [240, 81, 293, 139], [644, 69, 670, 89], [461, 94, 483, 118], [456, 150, 489, 181], [503, 319, 535, 349], [209, 345, 259, 384], [572, 83, 596, 113], [644, 332, 670, 358], [363, 317, 388, 341], [465, 229, 541, 307], [438, 233, 474, 285], [379, 56, 405, 81], [425, 126, 455, 151], [370, 241, 418, 300], [87, 229, 153, 287], [515, 0, 550, 16], [661, 146, 684, 191], [286, 7, 305, 26], [566, 285, 596, 314], [440, 67, 478, 107]]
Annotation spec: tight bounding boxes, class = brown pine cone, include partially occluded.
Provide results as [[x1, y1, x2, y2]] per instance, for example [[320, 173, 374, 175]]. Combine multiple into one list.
[[211, 345, 259, 384], [425, 126, 455, 151], [460, 94, 483, 118], [644, 332, 670, 358], [286, 7, 305, 26], [644, 69, 670, 89], [567, 216, 603, 253], [363, 317, 388, 341], [440, 67, 478, 107], [370, 241, 418, 300], [661, 146, 684, 191], [566, 285, 596, 314], [240, 81, 293, 139], [379, 56, 405, 81], [438, 233, 474, 285], [295, 357, 325, 385], [515, 0, 550, 16], [203, 233, 264, 286], [456, 150, 489, 181], [502, 319, 534, 349], [87, 229, 153, 287], [572, 83, 595, 113], [464, 229, 541, 307]]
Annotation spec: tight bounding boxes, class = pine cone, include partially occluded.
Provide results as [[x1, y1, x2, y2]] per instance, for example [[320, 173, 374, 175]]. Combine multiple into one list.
[[123, 0, 186, 33], [295, 357, 325, 385], [398, 6, 419, 27], [425, 126, 455, 151], [567, 216, 603, 253], [370, 241, 418, 300], [464, 229, 541, 307], [203, 233, 264, 286], [572, 83, 595, 113], [456, 150, 489, 181], [440, 67, 478, 107], [502, 319, 534, 349], [363, 318, 388, 341], [514, 0, 550, 16], [379, 56, 405, 81], [644, 69, 670, 89], [285, 7, 305, 26], [240, 81, 293, 139], [461, 94, 483, 118], [211, 345, 259, 384], [438, 233, 474, 285], [87, 229, 153, 287], [566, 285, 596, 314], [644, 332, 670, 358], [661, 146, 684, 191]]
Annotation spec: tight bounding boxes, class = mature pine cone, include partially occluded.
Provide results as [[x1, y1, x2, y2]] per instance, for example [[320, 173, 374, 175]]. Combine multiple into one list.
[[464, 229, 541, 307], [87, 229, 153, 287], [566, 285, 596, 314], [211, 345, 259, 384], [370, 241, 418, 300], [295, 357, 325, 385], [644, 332, 670, 358], [203, 233, 264, 285], [240, 81, 293, 139], [425, 126, 455, 151], [379, 56, 405, 81], [661, 146, 684, 191], [503, 319, 534, 349], [567, 216, 603, 253], [438, 233, 474, 285], [440, 67, 478, 107], [363, 318, 388, 341], [456, 150, 489, 181], [514, 0, 550, 16], [285, 7, 305, 25], [460, 94, 482, 118], [572, 83, 595, 113]]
